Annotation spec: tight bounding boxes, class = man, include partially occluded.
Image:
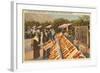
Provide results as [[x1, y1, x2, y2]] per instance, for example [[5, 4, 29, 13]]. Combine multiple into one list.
[[32, 33, 40, 59]]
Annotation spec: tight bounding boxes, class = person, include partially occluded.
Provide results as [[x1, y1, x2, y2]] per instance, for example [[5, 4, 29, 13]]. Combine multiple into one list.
[[43, 29, 48, 43], [31, 27, 36, 37], [37, 29, 41, 44], [50, 28, 55, 40], [32, 33, 40, 59], [48, 29, 52, 40], [73, 40, 79, 50]]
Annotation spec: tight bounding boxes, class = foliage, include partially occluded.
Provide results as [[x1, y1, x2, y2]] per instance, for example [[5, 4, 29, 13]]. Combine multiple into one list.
[[71, 15, 90, 27]]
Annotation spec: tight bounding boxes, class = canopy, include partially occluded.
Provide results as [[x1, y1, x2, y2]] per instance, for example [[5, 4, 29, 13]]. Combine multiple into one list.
[[58, 23, 71, 28], [46, 25, 52, 28]]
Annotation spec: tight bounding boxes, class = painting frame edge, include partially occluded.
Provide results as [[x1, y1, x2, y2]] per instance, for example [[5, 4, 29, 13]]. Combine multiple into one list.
[[11, 1, 97, 71]]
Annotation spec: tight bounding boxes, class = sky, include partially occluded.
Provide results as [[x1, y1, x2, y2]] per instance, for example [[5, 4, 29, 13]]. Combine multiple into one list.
[[24, 10, 90, 23]]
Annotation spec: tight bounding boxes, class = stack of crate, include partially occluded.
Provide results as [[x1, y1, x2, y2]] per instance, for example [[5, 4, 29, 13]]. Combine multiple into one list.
[[41, 32, 85, 60], [49, 42, 61, 60], [56, 32, 85, 59]]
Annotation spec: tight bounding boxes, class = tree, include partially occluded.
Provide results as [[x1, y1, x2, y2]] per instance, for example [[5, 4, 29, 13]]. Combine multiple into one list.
[[71, 15, 90, 27]]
